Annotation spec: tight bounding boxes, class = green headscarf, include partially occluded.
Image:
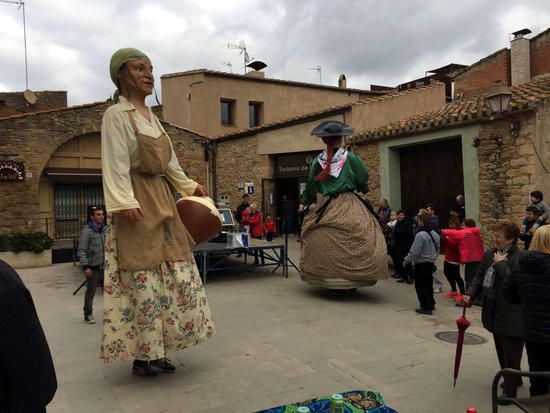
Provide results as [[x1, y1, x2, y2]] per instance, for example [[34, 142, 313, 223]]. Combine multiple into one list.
[[109, 47, 149, 103]]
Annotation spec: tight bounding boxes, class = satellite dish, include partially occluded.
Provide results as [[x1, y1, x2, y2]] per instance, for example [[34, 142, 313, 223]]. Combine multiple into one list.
[[23, 89, 37, 105], [246, 61, 267, 71]]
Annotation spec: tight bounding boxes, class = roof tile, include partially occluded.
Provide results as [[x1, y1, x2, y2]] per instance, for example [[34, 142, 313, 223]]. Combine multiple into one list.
[[350, 74, 550, 143]]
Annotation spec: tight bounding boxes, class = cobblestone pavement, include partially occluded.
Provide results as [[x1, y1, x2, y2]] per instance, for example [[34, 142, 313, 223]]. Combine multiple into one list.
[[17, 236, 523, 412]]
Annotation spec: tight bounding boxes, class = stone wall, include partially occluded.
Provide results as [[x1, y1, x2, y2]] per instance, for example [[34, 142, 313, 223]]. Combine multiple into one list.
[[163, 122, 207, 186], [0, 102, 207, 234], [0, 91, 67, 114], [0, 103, 24, 118], [476, 113, 536, 246], [214, 135, 270, 214], [348, 141, 381, 205]]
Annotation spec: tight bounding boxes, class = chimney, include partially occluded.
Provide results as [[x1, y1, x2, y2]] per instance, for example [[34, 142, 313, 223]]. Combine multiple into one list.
[[338, 74, 347, 89], [510, 28, 532, 86], [244, 70, 265, 79]]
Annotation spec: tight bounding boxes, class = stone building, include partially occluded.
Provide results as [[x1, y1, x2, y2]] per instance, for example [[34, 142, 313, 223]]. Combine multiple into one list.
[[0, 90, 67, 118], [209, 83, 446, 231], [453, 27, 550, 98], [347, 73, 550, 245], [0, 97, 207, 240], [208, 27, 550, 238]]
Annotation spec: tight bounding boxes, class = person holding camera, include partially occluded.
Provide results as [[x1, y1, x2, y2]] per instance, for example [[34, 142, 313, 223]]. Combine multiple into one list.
[[77, 206, 107, 324]]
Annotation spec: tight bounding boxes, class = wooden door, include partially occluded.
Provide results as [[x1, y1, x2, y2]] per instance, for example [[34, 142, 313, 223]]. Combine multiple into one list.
[[261, 178, 275, 222], [399, 138, 464, 229]]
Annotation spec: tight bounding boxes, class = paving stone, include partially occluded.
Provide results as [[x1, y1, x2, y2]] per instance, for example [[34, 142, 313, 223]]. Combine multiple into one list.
[[16, 241, 515, 412]]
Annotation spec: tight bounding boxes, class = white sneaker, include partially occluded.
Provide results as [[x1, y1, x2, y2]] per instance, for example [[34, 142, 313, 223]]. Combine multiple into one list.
[[84, 315, 96, 324]]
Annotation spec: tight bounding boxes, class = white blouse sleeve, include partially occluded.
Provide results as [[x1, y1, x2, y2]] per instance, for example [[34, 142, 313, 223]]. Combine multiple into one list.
[[101, 108, 141, 212]]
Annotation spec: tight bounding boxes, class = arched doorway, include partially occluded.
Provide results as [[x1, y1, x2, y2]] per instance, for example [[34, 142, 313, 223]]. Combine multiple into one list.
[[39, 133, 103, 239]]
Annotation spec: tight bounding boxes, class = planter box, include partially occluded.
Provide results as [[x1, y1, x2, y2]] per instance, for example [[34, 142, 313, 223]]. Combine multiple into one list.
[[0, 249, 52, 269]]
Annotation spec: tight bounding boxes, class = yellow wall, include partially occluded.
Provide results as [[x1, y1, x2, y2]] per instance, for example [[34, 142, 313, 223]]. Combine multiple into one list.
[[162, 72, 368, 137], [45, 132, 101, 169], [37, 177, 54, 236], [350, 83, 446, 132], [256, 114, 345, 155]]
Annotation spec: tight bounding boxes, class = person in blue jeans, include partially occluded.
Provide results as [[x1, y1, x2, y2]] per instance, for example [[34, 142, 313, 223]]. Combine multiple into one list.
[[404, 212, 440, 315], [77, 206, 107, 324]]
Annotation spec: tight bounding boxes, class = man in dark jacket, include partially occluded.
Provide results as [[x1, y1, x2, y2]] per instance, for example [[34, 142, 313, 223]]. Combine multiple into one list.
[[0, 260, 57, 412], [235, 194, 250, 232], [391, 210, 414, 284], [77, 206, 106, 324], [463, 220, 524, 400], [502, 236, 550, 397]]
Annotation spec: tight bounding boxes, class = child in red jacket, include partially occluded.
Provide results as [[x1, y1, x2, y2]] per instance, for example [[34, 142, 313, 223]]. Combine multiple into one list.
[[264, 213, 276, 242], [442, 218, 485, 305], [460, 218, 485, 289], [441, 217, 465, 300]]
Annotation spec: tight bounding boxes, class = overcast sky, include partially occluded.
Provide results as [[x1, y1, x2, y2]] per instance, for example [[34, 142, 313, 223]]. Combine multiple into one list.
[[1, 0, 549, 105]]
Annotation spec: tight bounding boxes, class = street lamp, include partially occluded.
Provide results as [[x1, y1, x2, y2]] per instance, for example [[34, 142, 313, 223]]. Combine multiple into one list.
[[486, 82, 512, 113]]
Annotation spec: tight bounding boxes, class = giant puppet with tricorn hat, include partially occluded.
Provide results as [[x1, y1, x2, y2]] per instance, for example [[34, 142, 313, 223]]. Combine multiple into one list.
[[300, 120, 388, 293]]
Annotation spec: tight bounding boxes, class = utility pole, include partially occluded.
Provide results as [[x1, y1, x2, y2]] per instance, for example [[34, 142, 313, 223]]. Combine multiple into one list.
[[1, 0, 29, 89]]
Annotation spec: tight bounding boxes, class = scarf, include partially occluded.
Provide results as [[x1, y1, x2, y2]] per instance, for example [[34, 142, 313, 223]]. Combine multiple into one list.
[[316, 148, 348, 180]]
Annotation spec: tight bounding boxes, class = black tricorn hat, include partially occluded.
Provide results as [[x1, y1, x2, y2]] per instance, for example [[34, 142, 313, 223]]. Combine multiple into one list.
[[311, 120, 354, 137]]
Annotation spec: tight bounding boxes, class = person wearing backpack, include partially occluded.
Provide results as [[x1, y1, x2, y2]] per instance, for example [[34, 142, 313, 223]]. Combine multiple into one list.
[[404, 212, 440, 315]]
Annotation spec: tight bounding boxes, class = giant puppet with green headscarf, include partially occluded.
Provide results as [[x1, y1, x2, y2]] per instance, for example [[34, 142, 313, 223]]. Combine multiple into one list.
[[100, 48, 214, 376]]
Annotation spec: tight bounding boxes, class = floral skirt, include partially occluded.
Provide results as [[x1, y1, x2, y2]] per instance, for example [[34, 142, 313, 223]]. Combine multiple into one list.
[[101, 222, 215, 363]]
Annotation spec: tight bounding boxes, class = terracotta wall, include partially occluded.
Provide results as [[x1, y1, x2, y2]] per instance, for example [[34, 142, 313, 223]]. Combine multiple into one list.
[[453, 49, 511, 99], [531, 29, 550, 78]]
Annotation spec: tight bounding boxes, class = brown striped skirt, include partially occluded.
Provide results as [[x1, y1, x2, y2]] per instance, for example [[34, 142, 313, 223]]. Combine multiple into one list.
[[300, 192, 388, 288]]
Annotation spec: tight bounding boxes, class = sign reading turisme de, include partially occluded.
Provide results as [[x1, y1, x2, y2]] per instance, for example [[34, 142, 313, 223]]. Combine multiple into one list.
[[0, 160, 25, 181], [274, 151, 318, 178]]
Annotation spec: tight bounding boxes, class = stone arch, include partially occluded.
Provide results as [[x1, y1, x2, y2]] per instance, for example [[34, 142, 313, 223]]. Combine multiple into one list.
[[38, 131, 103, 239]]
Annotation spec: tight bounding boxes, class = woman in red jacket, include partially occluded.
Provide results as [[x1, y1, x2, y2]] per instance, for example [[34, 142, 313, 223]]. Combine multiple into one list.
[[441, 217, 465, 300], [442, 218, 485, 306], [248, 204, 265, 264]]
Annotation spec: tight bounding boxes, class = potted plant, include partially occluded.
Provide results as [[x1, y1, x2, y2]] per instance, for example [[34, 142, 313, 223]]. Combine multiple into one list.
[[0, 232, 53, 269]]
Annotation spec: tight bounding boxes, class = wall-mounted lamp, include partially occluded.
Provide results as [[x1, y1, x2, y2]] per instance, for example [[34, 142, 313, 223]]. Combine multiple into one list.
[[471, 137, 481, 148], [486, 82, 521, 139], [486, 83, 512, 113]]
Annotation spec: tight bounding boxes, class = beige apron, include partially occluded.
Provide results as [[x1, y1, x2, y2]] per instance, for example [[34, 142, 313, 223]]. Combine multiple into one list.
[[114, 111, 195, 271]]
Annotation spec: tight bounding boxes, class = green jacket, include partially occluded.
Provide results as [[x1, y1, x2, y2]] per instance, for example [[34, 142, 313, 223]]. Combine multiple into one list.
[[302, 152, 368, 205]]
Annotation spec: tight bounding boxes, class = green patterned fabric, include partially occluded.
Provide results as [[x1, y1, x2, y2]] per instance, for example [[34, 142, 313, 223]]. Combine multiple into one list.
[[255, 390, 397, 413]]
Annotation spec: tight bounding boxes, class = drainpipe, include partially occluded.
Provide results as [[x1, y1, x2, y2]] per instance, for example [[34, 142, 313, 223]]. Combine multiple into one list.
[[210, 141, 218, 202]]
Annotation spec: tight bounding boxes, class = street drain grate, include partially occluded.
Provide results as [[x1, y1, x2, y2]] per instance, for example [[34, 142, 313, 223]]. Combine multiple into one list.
[[435, 331, 487, 345]]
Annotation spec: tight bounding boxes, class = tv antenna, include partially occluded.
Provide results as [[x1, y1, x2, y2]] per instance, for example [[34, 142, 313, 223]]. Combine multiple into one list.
[[308, 65, 322, 84], [228, 40, 252, 74], [221, 61, 233, 73], [1, 0, 29, 90]]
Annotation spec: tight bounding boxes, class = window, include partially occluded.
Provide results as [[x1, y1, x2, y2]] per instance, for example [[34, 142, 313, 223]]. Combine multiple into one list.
[[248, 102, 263, 127], [220, 99, 234, 125]]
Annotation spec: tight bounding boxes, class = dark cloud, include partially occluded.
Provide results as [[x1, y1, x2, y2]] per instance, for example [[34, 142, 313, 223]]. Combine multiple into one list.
[[0, 0, 548, 104]]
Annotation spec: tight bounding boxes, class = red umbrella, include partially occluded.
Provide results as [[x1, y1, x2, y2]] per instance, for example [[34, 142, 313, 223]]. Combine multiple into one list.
[[453, 305, 471, 387]]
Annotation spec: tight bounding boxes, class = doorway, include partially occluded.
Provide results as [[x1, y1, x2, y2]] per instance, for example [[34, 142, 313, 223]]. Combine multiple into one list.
[[275, 177, 301, 234], [399, 138, 464, 228]]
